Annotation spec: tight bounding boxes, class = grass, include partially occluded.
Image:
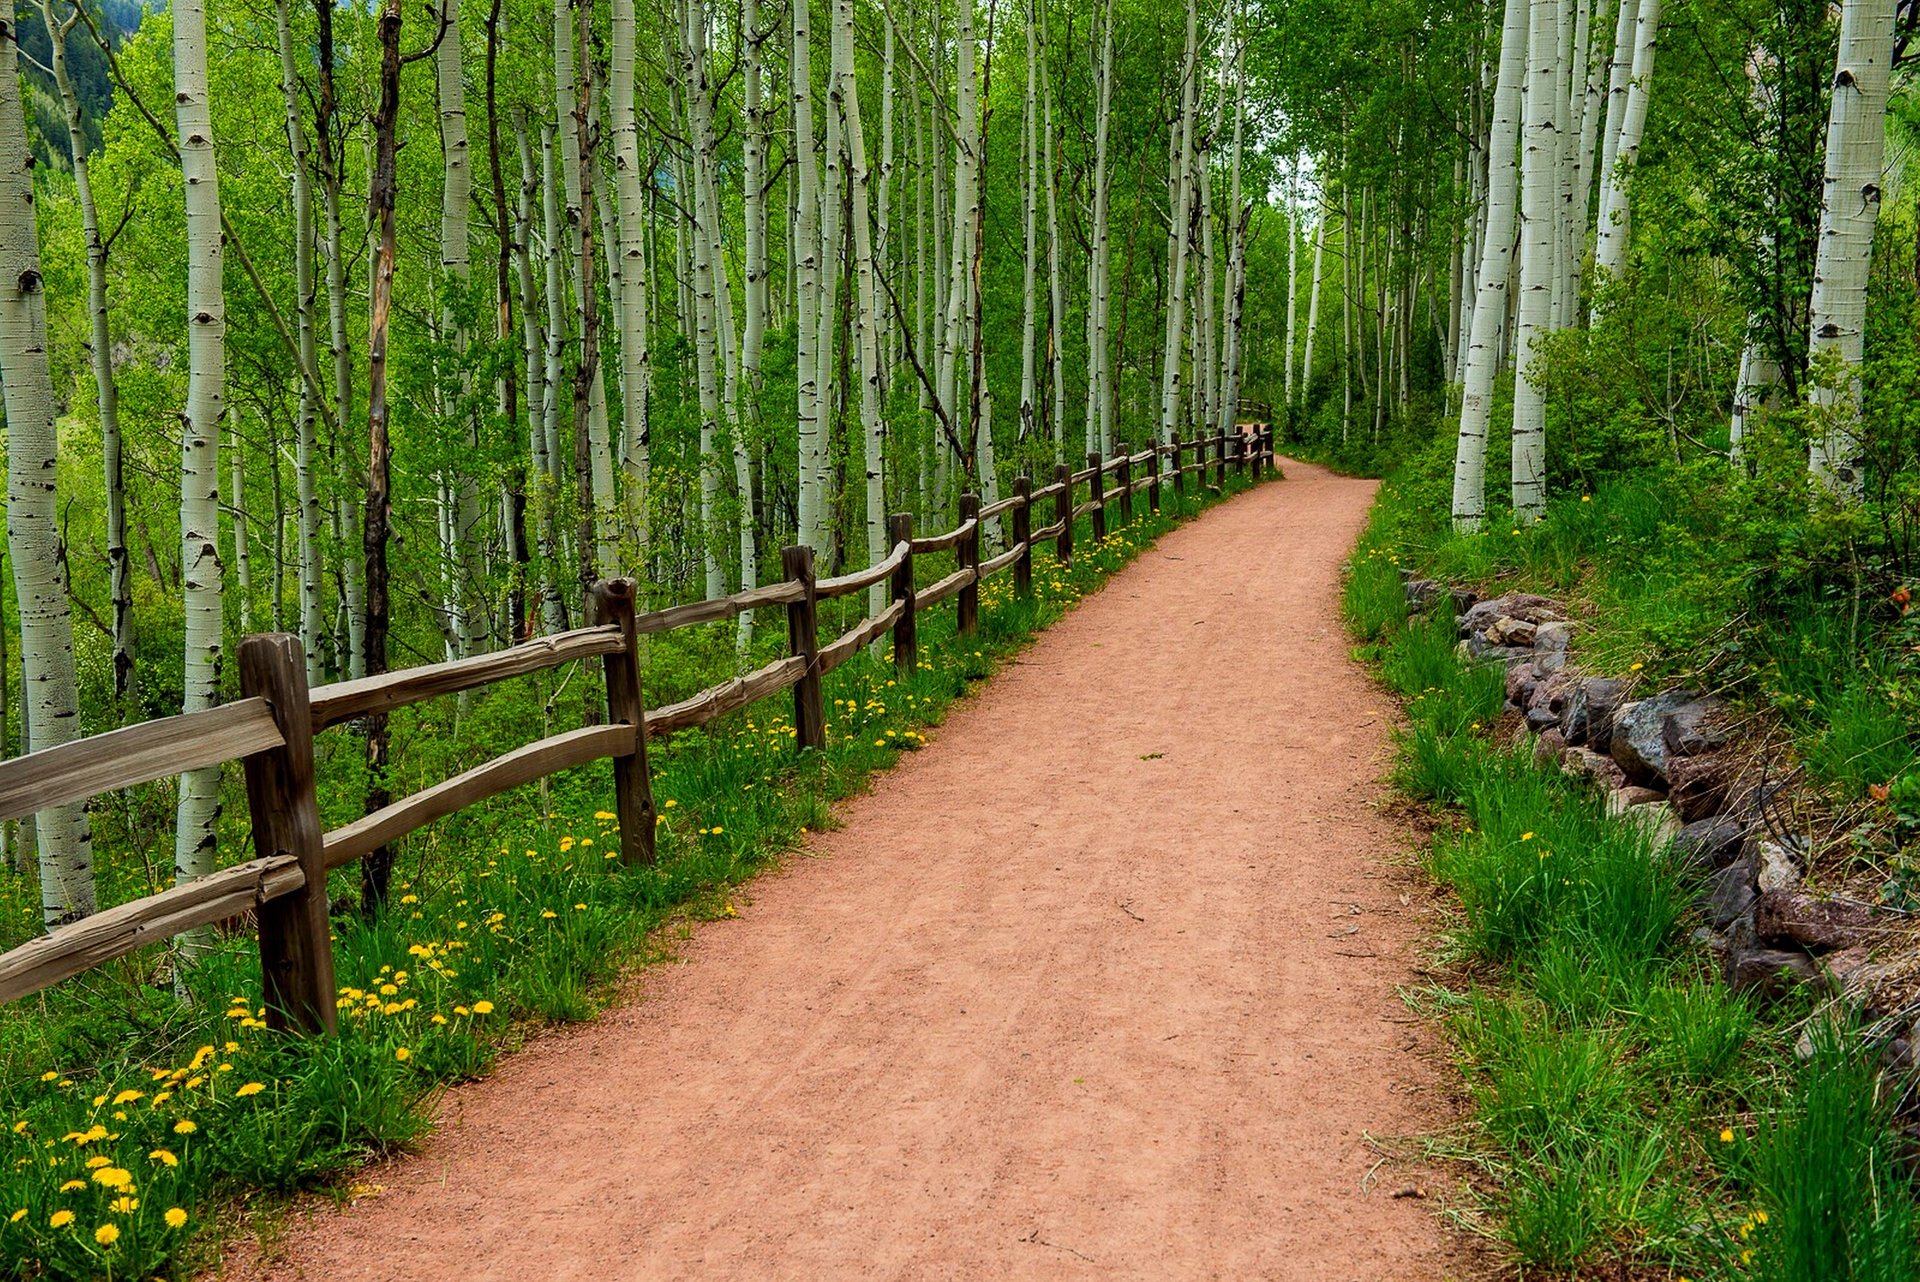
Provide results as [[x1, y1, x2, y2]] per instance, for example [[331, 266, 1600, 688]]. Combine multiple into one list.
[[1345, 486, 1920, 1279], [0, 471, 1265, 1280]]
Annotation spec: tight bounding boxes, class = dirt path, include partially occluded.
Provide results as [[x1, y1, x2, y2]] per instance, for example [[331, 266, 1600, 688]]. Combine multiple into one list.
[[228, 460, 1466, 1282]]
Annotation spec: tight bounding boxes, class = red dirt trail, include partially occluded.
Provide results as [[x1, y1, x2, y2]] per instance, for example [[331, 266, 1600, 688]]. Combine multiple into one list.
[[225, 460, 1468, 1281]]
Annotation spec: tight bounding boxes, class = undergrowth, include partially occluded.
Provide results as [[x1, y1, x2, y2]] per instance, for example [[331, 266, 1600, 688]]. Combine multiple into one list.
[[1346, 496, 1920, 1278], [0, 472, 1261, 1280]]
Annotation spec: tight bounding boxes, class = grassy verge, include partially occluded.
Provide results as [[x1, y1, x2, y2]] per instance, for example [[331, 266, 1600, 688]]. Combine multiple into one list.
[[0, 472, 1262, 1280], [1345, 497, 1919, 1279]]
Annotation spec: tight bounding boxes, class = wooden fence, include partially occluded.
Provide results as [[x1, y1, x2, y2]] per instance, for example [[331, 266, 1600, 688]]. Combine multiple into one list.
[[0, 429, 1277, 1034]]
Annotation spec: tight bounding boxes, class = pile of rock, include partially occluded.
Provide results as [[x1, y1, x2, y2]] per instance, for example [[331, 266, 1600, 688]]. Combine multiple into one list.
[[1403, 580, 1886, 1003]]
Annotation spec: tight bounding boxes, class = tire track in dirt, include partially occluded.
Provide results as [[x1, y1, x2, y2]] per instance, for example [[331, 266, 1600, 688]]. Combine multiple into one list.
[[224, 459, 1470, 1282]]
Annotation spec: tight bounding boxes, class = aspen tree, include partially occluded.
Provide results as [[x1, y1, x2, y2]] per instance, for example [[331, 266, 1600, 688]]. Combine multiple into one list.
[[0, 0, 95, 926], [1806, 0, 1896, 498], [1452, 0, 1529, 529], [173, 0, 228, 937], [1591, 0, 1662, 300], [1511, 0, 1561, 521]]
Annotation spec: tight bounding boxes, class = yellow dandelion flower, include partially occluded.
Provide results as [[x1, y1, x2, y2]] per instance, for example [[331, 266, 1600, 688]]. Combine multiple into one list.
[[234, 1082, 265, 1098], [60, 1179, 86, 1192], [173, 1120, 197, 1135], [109, 1196, 138, 1214], [149, 1149, 178, 1167], [91, 1168, 131, 1189], [49, 1210, 75, 1229], [394, 1047, 411, 1062], [1719, 1127, 1735, 1143], [165, 1207, 188, 1229], [472, 1000, 494, 1015], [94, 1223, 119, 1246]]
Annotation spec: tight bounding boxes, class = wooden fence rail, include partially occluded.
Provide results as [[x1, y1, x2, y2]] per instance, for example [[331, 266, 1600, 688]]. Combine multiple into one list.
[[0, 431, 1279, 1029]]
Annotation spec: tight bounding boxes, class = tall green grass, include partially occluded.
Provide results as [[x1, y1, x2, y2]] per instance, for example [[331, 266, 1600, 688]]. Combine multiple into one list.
[[1345, 493, 1920, 1278]]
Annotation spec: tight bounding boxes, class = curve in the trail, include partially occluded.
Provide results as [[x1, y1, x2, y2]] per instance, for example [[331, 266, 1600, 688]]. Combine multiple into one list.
[[226, 459, 1468, 1282]]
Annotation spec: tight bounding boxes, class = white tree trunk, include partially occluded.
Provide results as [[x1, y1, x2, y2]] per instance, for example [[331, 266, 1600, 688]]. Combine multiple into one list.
[[1303, 199, 1327, 398], [794, 0, 826, 552], [610, 0, 653, 552], [1019, 0, 1041, 443], [436, 0, 485, 657], [0, 0, 96, 926], [1451, 0, 1529, 529], [44, 3, 136, 706], [173, 0, 227, 946], [1807, 0, 1896, 498], [1158, 0, 1201, 446], [1083, 0, 1116, 456], [1596, 0, 1639, 206], [1511, 0, 1561, 521], [1591, 0, 1661, 300], [833, 0, 889, 613], [1039, 0, 1067, 456]]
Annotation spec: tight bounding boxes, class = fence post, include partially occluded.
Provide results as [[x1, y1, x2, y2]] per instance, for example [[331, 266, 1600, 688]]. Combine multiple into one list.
[[1117, 447, 1133, 526], [782, 544, 826, 750], [1172, 432, 1184, 498], [1088, 451, 1106, 542], [1242, 428, 1254, 480], [590, 578, 657, 866], [1147, 442, 1161, 515], [1053, 462, 1072, 565], [889, 512, 916, 675], [958, 492, 980, 637], [239, 632, 337, 1036], [1215, 431, 1228, 489], [1012, 473, 1033, 597]]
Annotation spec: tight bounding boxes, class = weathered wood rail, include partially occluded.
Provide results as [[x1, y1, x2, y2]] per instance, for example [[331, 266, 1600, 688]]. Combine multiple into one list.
[[0, 430, 1277, 1032]]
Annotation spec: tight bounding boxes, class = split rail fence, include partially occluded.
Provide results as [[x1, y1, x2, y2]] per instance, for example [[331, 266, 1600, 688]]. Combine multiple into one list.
[[0, 428, 1276, 1033]]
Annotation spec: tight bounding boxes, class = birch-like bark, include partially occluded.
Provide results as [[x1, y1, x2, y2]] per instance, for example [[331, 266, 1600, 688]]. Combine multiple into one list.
[[1038, 0, 1067, 455], [1591, 0, 1661, 300], [268, 0, 326, 681], [173, 0, 227, 935], [315, 2, 363, 679], [1596, 0, 1639, 204], [1806, 0, 1896, 498], [609, 0, 652, 552], [1303, 198, 1326, 397], [539, 122, 571, 612], [1511, 0, 1561, 521], [435, 0, 486, 657], [680, 2, 727, 599], [1157, 0, 1201, 446], [794, 0, 826, 551], [0, 0, 95, 926], [1219, 26, 1248, 436], [1019, 0, 1041, 442], [42, 3, 134, 707], [1451, 0, 1529, 529], [937, 0, 980, 477], [1083, 0, 1116, 456], [832, 0, 889, 613], [513, 114, 566, 633]]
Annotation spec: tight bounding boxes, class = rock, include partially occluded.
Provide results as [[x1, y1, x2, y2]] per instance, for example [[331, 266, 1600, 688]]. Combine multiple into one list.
[[1664, 697, 1733, 758], [1561, 747, 1628, 790], [1525, 705, 1563, 732], [1609, 690, 1703, 786], [1561, 677, 1627, 752], [1461, 593, 1565, 638], [1606, 785, 1668, 815], [1756, 839, 1803, 893], [1754, 891, 1876, 952], [1486, 616, 1538, 648], [1625, 800, 1683, 847], [1534, 620, 1576, 652], [1817, 946, 1878, 999], [1702, 855, 1759, 929], [1464, 642, 1536, 668], [1450, 587, 1479, 617], [1404, 579, 1445, 613], [1532, 728, 1568, 768], [1666, 754, 1734, 822], [1672, 816, 1748, 871], [1728, 944, 1822, 999], [1506, 661, 1540, 706]]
